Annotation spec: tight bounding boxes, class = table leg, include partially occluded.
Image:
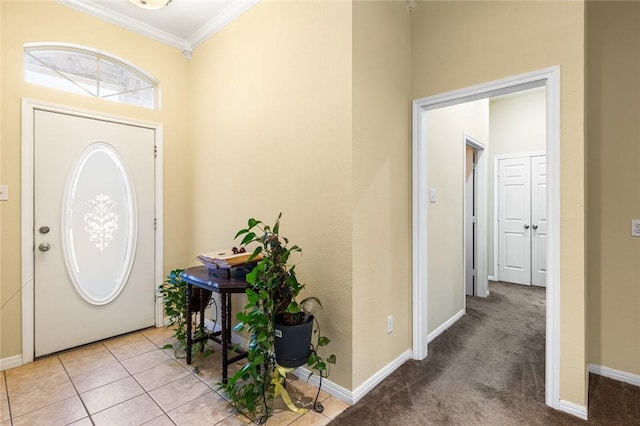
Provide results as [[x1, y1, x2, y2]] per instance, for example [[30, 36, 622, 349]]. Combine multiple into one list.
[[186, 283, 192, 365], [221, 292, 228, 383]]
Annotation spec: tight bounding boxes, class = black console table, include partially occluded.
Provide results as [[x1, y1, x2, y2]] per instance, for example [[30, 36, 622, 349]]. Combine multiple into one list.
[[180, 265, 250, 382]]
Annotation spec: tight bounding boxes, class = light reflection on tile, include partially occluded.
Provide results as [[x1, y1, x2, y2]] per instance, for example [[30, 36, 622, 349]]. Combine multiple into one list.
[[80, 376, 144, 414], [11, 396, 87, 426]]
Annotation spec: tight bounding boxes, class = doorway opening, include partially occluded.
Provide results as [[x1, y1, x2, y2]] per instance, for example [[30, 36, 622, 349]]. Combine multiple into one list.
[[411, 67, 561, 410]]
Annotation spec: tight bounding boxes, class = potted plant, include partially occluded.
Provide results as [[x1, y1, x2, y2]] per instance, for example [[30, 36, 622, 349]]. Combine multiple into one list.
[[221, 213, 336, 422]]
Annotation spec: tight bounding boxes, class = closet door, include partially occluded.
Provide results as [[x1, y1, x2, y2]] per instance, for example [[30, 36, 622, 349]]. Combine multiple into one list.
[[497, 157, 531, 285], [497, 154, 547, 287], [530, 155, 547, 287]]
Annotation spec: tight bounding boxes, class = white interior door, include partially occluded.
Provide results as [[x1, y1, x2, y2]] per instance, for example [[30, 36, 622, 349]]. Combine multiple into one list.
[[531, 155, 547, 287], [34, 110, 156, 357], [498, 157, 531, 285]]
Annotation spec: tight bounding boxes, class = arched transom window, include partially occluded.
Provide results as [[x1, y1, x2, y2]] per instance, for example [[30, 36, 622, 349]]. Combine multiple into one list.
[[24, 43, 158, 109]]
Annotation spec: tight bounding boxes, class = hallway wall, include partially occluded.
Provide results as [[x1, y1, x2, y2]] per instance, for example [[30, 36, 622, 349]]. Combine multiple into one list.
[[188, 0, 354, 389], [586, 1, 640, 378]]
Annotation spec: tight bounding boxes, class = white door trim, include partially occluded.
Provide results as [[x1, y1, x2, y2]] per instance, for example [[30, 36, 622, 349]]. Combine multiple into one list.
[[411, 66, 561, 410], [21, 98, 164, 364], [493, 151, 546, 283], [463, 134, 488, 298]]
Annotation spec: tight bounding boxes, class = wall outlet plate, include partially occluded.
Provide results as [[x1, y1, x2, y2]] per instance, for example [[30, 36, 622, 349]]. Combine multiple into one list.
[[632, 220, 640, 237]]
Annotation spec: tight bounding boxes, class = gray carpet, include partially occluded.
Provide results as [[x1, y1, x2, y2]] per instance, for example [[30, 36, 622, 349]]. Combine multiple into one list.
[[330, 282, 640, 425]]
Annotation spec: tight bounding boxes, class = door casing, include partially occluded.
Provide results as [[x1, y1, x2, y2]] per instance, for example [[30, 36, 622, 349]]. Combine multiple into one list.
[[21, 98, 164, 364], [463, 135, 488, 299], [412, 67, 561, 410]]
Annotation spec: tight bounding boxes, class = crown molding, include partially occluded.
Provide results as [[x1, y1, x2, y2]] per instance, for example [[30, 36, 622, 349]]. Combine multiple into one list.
[[56, 0, 191, 53], [55, 0, 258, 58], [188, 0, 259, 50]]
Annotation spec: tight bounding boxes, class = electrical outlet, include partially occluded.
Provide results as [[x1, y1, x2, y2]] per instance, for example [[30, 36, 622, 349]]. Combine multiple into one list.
[[387, 315, 393, 334], [0, 185, 8, 201], [632, 220, 640, 237]]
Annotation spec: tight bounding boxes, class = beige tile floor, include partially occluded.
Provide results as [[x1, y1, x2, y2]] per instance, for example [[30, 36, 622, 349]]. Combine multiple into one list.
[[0, 327, 349, 426]]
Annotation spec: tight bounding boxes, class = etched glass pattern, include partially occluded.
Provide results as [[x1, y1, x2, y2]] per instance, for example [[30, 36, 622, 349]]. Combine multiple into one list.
[[62, 143, 137, 305], [84, 194, 119, 251]]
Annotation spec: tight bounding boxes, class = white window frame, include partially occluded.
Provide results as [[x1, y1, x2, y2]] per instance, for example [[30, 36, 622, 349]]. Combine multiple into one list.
[[24, 42, 160, 110]]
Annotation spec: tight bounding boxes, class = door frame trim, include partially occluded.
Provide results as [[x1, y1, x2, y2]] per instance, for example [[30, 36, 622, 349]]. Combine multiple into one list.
[[463, 134, 488, 298], [493, 151, 546, 283], [21, 98, 164, 364], [411, 66, 561, 409]]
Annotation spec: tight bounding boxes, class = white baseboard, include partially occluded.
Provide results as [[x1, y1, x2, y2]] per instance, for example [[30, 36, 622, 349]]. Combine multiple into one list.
[[588, 364, 640, 387], [558, 399, 588, 420], [230, 334, 412, 405], [293, 366, 353, 404], [427, 309, 465, 343], [488, 275, 496, 281], [0, 354, 23, 371], [348, 349, 413, 404]]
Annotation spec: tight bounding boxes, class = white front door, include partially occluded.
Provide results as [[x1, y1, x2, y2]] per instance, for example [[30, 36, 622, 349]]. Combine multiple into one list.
[[34, 110, 156, 357], [497, 154, 547, 287]]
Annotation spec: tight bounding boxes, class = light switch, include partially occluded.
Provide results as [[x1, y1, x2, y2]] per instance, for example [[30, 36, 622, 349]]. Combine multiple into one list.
[[430, 188, 437, 203], [0, 185, 8, 201], [632, 220, 640, 237]]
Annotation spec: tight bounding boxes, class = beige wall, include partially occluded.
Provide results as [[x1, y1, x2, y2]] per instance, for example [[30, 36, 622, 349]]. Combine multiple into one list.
[[426, 100, 489, 333], [412, 0, 587, 406], [488, 88, 547, 276], [586, 1, 640, 376], [352, 1, 411, 388], [0, 1, 191, 359], [188, 0, 354, 388]]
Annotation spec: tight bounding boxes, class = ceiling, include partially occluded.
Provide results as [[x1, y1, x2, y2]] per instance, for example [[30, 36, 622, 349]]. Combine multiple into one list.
[[56, 0, 259, 58]]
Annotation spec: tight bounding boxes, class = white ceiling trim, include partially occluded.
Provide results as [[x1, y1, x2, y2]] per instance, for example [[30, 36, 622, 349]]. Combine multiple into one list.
[[188, 0, 258, 50], [55, 0, 258, 59]]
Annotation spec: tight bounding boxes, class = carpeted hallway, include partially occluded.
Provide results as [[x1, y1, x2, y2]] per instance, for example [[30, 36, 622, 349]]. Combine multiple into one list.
[[330, 281, 640, 425]]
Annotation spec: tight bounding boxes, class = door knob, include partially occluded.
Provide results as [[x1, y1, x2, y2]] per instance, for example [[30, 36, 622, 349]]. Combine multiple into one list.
[[39, 242, 51, 252], [524, 224, 530, 229], [39, 226, 50, 234], [532, 224, 538, 230]]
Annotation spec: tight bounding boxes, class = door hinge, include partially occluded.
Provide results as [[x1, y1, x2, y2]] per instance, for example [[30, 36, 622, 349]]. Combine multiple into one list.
[[154, 145, 157, 158], [154, 218, 157, 230]]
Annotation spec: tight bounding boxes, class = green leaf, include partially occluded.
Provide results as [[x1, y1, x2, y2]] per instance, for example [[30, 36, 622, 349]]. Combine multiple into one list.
[[248, 246, 263, 262], [241, 232, 256, 245], [328, 354, 336, 364], [318, 336, 331, 347], [248, 218, 260, 227], [307, 352, 318, 365], [234, 228, 249, 238], [162, 343, 173, 350], [285, 302, 300, 313]]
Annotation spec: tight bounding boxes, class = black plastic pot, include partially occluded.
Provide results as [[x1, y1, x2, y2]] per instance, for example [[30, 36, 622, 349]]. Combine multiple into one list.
[[274, 315, 313, 368]]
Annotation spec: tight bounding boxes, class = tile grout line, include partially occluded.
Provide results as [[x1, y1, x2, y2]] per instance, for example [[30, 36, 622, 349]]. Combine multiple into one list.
[[2, 370, 14, 426], [102, 334, 176, 425], [58, 352, 96, 426]]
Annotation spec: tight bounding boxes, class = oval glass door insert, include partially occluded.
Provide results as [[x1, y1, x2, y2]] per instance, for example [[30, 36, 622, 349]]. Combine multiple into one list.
[[62, 142, 137, 305]]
